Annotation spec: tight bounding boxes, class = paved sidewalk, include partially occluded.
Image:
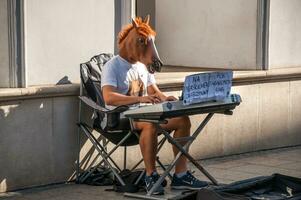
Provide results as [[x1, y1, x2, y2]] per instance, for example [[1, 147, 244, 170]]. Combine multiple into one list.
[[1, 146, 300, 200]]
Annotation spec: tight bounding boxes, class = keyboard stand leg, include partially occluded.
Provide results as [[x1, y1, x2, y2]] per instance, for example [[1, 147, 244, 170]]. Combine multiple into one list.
[[146, 141, 190, 196], [146, 113, 218, 197], [124, 113, 218, 199], [161, 113, 218, 185]]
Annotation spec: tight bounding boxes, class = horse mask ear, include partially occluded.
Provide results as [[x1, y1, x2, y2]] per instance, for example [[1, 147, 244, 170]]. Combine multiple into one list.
[[132, 18, 139, 29], [144, 15, 150, 25]]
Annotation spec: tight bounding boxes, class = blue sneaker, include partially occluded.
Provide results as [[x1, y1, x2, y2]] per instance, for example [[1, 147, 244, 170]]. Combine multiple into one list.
[[171, 171, 208, 190], [145, 172, 164, 195]]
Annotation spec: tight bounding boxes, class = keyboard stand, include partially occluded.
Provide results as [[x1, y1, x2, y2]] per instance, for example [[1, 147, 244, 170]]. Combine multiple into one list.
[[124, 112, 220, 200]]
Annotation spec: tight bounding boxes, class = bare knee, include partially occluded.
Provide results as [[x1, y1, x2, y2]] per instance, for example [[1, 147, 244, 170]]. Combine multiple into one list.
[[177, 116, 191, 130], [135, 122, 157, 138], [137, 122, 157, 149]]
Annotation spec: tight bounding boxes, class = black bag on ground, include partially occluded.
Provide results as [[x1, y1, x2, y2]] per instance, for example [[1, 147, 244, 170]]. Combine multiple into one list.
[[111, 169, 145, 193], [183, 173, 301, 200], [79, 166, 114, 186]]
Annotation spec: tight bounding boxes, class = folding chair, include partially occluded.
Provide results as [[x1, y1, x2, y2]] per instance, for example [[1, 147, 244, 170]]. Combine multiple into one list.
[[76, 53, 170, 192]]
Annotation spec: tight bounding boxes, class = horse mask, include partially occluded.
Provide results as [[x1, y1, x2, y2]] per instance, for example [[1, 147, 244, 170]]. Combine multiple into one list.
[[118, 15, 163, 74]]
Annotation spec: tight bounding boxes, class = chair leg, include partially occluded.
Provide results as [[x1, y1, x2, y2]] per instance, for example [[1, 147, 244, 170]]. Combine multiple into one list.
[[79, 127, 121, 172], [80, 137, 109, 174], [124, 146, 127, 170], [78, 141, 110, 183], [79, 123, 143, 185], [86, 128, 131, 173], [130, 135, 167, 172], [79, 124, 126, 186]]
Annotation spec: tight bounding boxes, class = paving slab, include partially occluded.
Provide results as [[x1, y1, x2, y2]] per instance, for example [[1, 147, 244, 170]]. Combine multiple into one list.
[[277, 162, 301, 171], [1, 146, 300, 200]]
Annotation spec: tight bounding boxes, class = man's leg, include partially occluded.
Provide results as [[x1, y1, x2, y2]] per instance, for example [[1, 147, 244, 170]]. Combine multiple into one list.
[[160, 116, 191, 173], [135, 117, 191, 174], [134, 121, 165, 195], [161, 116, 209, 189], [134, 121, 158, 176]]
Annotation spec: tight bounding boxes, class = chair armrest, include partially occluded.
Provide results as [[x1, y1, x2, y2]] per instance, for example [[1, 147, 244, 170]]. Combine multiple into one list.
[[79, 96, 129, 114], [79, 96, 130, 129], [106, 105, 129, 129], [107, 105, 129, 114], [79, 96, 109, 112]]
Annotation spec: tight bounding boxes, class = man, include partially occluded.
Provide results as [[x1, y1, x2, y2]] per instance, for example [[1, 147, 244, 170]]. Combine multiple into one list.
[[101, 17, 208, 195]]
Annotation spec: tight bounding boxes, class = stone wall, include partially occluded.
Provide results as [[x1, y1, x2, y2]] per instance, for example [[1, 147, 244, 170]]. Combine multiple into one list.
[[1, 71, 301, 192], [0, 96, 78, 192]]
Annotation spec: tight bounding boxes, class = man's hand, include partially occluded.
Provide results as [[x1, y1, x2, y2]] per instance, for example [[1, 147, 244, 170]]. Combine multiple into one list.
[[138, 95, 161, 104], [165, 96, 177, 101], [146, 84, 177, 103]]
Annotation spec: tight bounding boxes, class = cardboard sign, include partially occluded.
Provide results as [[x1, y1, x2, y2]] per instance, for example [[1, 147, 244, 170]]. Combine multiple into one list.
[[183, 71, 233, 105]]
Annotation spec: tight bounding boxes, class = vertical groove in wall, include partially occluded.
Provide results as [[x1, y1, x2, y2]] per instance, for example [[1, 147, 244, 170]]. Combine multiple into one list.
[[7, 0, 17, 87], [136, 0, 156, 29], [116, 0, 135, 55], [19, 0, 26, 87], [262, 0, 270, 70], [114, 0, 121, 55], [256, 0, 270, 70], [7, 0, 25, 88]]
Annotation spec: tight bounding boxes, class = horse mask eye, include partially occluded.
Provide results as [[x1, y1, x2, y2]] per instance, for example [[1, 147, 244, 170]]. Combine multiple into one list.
[[138, 37, 146, 45]]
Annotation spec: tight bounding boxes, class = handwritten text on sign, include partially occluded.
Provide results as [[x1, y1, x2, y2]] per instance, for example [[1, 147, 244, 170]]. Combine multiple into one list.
[[183, 71, 233, 105]]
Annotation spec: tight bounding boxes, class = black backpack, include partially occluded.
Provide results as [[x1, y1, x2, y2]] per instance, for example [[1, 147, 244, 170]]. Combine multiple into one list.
[[110, 169, 146, 193], [79, 166, 114, 186]]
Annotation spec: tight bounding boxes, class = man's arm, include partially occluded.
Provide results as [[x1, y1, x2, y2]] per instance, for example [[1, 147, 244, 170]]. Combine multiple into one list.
[[147, 84, 177, 102], [102, 85, 160, 106]]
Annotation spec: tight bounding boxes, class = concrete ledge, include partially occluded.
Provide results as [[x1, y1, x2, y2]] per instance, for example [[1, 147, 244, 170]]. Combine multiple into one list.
[[0, 84, 79, 102], [1, 67, 301, 101], [156, 67, 301, 90]]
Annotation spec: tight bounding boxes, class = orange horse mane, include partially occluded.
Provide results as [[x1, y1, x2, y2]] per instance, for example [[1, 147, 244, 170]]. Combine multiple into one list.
[[118, 17, 156, 49]]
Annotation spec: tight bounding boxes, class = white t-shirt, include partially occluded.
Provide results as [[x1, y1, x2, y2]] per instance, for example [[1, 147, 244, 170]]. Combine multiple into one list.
[[101, 55, 156, 109]]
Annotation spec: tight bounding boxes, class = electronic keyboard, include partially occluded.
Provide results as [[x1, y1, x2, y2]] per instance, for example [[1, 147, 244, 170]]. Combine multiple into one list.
[[124, 94, 242, 120]]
